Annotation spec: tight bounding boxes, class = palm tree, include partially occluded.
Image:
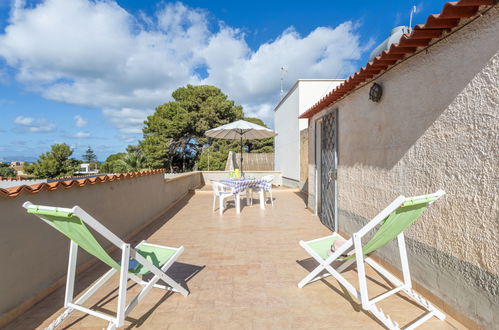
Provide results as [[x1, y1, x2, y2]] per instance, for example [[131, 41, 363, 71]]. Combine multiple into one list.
[[116, 151, 147, 172]]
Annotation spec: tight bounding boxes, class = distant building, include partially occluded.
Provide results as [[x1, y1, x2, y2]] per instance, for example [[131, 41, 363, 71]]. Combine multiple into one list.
[[9, 161, 26, 177], [76, 163, 99, 175], [274, 79, 343, 189]]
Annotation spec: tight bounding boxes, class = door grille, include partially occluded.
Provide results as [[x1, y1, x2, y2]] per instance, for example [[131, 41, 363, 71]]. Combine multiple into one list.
[[320, 111, 337, 231]]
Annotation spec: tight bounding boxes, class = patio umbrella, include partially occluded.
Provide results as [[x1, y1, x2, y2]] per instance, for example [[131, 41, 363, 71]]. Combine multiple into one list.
[[204, 119, 277, 173]]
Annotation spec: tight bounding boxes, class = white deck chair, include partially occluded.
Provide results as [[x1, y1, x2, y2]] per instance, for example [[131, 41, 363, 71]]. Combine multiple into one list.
[[23, 202, 189, 330], [298, 190, 446, 330], [211, 180, 240, 214]]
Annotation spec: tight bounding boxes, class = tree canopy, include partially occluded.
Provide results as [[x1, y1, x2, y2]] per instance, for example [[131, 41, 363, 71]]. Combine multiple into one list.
[[115, 151, 147, 172], [25, 144, 78, 178], [140, 84, 244, 170], [196, 140, 238, 171], [197, 117, 274, 170], [0, 163, 16, 177], [242, 117, 275, 153], [99, 152, 127, 173]]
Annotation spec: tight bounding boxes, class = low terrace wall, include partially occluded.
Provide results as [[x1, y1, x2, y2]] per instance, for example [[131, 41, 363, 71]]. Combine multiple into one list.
[[0, 171, 202, 327]]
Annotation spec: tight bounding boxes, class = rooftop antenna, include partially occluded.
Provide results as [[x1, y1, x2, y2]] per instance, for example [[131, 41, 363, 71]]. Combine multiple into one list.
[[409, 5, 417, 31], [280, 66, 288, 98]]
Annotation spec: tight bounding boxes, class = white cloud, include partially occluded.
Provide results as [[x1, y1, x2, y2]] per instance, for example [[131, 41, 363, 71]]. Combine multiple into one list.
[[241, 103, 275, 123], [61, 130, 91, 138], [14, 115, 55, 132], [74, 114, 87, 128], [73, 131, 90, 138], [0, 0, 369, 131], [117, 135, 138, 143], [14, 115, 33, 125], [201, 23, 365, 110], [102, 108, 152, 134]]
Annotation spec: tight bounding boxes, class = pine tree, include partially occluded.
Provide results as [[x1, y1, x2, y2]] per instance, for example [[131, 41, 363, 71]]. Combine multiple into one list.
[[82, 147, 97, 163]]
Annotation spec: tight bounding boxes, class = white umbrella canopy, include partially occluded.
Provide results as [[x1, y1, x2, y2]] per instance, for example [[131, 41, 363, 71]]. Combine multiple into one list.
[[204, 119, 277, 140], [204, 119, 277, 173]]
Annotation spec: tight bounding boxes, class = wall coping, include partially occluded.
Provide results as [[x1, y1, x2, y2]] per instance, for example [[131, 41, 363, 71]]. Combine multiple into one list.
[[164, 171, 202, 183], [0, 169, 165, 199]]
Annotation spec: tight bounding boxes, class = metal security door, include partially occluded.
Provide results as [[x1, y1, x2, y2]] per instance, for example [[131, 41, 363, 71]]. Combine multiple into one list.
[[320, 110, 338, 231]]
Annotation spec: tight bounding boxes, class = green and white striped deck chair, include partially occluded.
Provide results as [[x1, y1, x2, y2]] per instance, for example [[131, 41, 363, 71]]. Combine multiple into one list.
[[23, 202, 189, 330], [298, 190, 446, 330]]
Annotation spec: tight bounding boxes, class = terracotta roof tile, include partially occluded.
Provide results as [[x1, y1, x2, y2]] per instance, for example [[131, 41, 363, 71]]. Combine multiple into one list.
[[0, 169, 165, 198], [299, 0, 496, 119]]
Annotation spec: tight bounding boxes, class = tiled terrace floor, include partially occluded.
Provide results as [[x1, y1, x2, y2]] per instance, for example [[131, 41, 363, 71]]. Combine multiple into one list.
[[6, 189, 465, 329]]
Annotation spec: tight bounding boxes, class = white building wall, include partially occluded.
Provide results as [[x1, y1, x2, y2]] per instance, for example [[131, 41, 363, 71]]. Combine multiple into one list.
[[298, 80, 343, 131], [274, 86, 300, 182], [274, 80, 343, 185]]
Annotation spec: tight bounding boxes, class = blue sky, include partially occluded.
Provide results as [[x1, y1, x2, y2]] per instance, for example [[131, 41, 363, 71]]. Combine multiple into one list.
[[0, 0, 448, 162]]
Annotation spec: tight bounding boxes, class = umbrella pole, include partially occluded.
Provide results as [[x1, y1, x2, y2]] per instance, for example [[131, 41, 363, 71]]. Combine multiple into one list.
[[240, 135, 243, 175]]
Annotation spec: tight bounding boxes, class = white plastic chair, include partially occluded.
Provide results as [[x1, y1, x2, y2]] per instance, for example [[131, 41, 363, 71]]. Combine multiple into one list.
[[249, 175, 274, 207], [211, 180, 240, 214]]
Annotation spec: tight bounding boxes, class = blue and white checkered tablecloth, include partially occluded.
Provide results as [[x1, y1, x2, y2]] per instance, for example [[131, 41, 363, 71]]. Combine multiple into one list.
[[219, 178, 271, 195]]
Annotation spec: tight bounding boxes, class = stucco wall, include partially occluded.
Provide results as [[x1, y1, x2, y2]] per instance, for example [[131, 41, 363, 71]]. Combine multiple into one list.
[[307, 7, 498, 328], [0, 172, 202, 325]]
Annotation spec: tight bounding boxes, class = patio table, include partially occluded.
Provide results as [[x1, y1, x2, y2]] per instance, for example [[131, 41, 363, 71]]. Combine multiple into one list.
[[220, 178, 271, 210]]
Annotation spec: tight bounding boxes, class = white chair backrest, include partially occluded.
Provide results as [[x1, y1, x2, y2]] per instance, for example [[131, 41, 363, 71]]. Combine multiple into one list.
[[261, 175, 274, 183], [211, 180, 228, 196]]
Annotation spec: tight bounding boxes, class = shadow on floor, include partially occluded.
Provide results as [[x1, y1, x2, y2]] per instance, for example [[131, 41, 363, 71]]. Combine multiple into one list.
[[217, 195, 275, 214], [293, 190, 308, 206], [296, 257, 431, 328], [61, 261, 205, 329]]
